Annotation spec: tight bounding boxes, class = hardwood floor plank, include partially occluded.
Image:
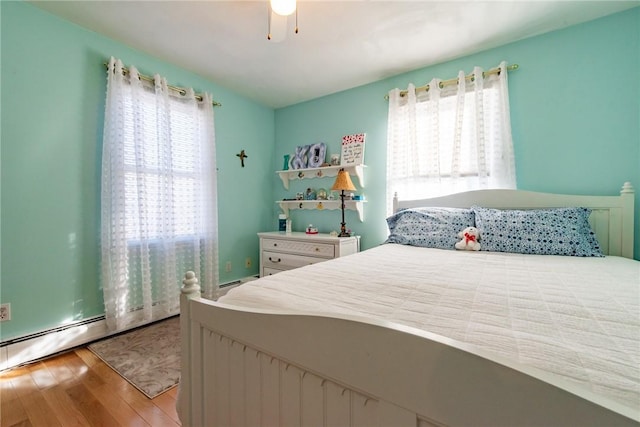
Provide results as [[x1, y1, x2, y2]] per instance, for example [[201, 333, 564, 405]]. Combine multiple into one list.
[[74, 347, 101, 368], [164, 386, 178, 399], [43, 353, 77, 385], [65, 382, 120, 427], [58, 351, 91, 376], [116, 385, 180, 427], [18, 390, 62, 427], [8, 370, 39, 399], [86, 382, 150, 427], [41, 385, 91, 427], [1, 374, 20, 402], [6, 420, 33, 427], [62, 352, 106, 391], [1, 382, 30, 426], [152, 388, 181, 424], [27, 361, 58, 390]]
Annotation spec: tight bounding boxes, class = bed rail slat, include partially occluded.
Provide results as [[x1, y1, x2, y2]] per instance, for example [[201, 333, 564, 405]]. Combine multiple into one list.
[[281, 362, 302, 425], [229, 340, 246, 425], [326, 380, 351, 425], [244, 347, 261, 425], [301, 373, 324, 425], [261, 352, 280, 425]]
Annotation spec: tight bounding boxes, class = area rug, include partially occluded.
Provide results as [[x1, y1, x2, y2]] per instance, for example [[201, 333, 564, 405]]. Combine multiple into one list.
[[88, 316, 180, 399]]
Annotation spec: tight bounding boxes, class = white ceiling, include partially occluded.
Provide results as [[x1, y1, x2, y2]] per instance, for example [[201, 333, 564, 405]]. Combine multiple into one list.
[[29, 1, 637, 108]]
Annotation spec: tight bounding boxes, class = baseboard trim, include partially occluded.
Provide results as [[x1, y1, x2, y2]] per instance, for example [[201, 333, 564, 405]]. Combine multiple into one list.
[[0, 316, 109, 371]]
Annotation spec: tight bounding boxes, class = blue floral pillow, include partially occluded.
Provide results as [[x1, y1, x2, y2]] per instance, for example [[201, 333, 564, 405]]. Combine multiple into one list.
[[386, 208, 475, 250], [471, 206, 603, 257]]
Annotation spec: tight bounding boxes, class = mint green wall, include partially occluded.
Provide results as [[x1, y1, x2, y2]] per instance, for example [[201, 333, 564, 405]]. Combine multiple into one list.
[[274, 8, 640, 259], [1, 1, 274, 341]]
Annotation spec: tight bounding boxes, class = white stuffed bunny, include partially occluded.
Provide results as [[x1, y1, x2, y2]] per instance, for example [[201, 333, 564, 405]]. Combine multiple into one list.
[[455, 226, 481, 251]]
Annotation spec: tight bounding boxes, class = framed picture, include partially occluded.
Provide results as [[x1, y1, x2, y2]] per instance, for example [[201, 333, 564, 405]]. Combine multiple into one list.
[[340, 133, 365, 166]]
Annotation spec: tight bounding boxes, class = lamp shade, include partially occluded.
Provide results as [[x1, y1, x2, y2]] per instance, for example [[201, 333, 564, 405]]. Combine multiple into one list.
[[331, 170, 356, 192]]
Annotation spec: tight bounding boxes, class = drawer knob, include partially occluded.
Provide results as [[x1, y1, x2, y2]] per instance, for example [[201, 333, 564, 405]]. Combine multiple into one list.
[[315, 247, 319, 251], [269, 257, 281, 263], [273, 243, 278, 247]]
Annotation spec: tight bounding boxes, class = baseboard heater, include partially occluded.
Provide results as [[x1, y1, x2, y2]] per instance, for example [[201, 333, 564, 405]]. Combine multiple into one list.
[[0, 314, 110, 371], [0, 275, 259, 371]]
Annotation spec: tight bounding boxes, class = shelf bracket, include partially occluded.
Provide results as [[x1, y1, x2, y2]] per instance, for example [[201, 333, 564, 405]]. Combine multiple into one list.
[[278, 172, 291, 190], [277, 201, 290, 217], [353, 165, 365, 188]]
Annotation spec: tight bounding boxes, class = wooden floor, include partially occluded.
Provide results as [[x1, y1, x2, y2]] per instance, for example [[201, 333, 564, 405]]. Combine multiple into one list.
[[0, 347, 181, 426]]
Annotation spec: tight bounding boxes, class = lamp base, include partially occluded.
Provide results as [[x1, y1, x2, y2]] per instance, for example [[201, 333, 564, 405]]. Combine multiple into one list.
[[338, 231, 351, 237]]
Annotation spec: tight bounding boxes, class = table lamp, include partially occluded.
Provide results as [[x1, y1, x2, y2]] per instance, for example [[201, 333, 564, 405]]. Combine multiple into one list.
[[331, 169, 357, 237]]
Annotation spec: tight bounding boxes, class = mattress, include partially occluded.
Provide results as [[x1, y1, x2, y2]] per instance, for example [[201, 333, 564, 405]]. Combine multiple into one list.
[[220, 244, 640, 411]]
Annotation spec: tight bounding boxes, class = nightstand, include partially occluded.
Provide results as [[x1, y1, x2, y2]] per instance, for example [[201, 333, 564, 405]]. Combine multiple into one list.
[[258, 232, 359, 277]]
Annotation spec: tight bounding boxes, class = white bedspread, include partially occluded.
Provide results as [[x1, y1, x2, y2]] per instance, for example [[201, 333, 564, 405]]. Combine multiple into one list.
[[221, 244, 640, 411]]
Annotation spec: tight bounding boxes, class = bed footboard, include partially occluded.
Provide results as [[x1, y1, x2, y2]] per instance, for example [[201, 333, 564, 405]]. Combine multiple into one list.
[[179, 273, 638, 427]]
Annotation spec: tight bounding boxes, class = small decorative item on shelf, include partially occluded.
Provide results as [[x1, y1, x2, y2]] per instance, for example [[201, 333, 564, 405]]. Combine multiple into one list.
[[291, 145, 310, 169], [330, 154, 340, 166], [306, 224, 319, 234], [329, 230, 338, 237], [283, 154, 290, 171], [305, 188, 317, 200], [352, 194, 364, 200], [316, 188, 328, 200], [278, 214, 287, 232], [307, 142, 327, 168], [296, 192, 304, 200]]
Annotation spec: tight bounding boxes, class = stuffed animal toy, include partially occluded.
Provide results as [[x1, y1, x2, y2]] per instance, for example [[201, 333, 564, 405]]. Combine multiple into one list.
[[455, 226, 481, 251]]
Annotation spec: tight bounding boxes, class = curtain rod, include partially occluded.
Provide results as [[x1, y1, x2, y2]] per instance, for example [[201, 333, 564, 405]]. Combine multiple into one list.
[[385, 63, 519, 100], [103, 62, 222, 107]]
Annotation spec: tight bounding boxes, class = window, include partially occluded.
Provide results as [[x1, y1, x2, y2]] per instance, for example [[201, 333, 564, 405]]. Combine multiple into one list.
[[120, 89, 209, 240], [386, 62, 516, 215]]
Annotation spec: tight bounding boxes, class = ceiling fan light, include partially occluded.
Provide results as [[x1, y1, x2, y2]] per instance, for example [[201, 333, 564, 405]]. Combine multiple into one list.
[[270, 0, 296, 16]]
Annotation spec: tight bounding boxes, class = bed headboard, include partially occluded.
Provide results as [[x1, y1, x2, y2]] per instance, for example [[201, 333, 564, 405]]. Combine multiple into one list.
[[393, 182, 635, 259]]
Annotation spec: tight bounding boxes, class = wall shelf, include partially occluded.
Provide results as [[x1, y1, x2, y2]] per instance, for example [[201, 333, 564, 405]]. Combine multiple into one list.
[[276, 164, 366, 190], [277, 200, 366, 221]]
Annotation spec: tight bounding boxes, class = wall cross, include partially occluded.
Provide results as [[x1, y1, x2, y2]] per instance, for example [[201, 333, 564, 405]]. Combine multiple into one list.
[[236, 150, 248, 167]]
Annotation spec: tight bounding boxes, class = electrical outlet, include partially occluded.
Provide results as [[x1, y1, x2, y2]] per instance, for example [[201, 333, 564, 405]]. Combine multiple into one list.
[[225, 261, 232, 273], [0, 303, 11, 322], [245, 257, 252, 268]]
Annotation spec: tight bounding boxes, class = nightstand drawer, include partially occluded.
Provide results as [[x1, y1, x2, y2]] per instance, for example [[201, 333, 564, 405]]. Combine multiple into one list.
[[262, 238, 335, 258], [263, 267, 286, 276], [263, 251, 323, 270]]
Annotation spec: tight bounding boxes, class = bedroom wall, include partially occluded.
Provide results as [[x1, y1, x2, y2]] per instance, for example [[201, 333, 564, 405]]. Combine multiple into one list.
[[273, 7, 640, 259], [1, 1, 275, 341]]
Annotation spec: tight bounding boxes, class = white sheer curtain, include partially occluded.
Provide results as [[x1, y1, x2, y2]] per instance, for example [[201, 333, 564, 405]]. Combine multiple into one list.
[[101, 57, 218, 332], [386, 61, 516, 214]]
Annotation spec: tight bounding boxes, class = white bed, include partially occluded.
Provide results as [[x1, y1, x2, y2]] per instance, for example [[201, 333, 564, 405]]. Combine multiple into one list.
[[179, 183, 638, 426]]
